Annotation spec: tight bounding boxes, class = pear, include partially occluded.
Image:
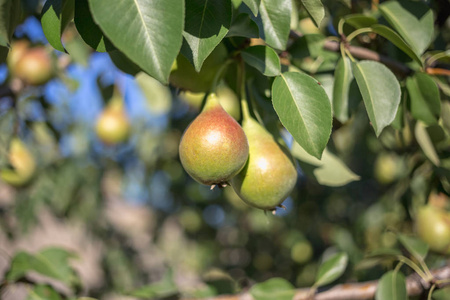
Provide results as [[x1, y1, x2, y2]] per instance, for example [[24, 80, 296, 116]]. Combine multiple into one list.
[[415, 205, 450, 254], [1, 138, 36, 186], [96, 98, 130, 145], [179, 94, 249, 186], [14, 46, 53, 85], [231, 116, 297, 210]]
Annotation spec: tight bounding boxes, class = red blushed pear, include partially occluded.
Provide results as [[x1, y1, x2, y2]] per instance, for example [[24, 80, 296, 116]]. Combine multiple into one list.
[[231, 106, 297, 211], [179, 93, 249, 187], [14, 46, 53, 85]]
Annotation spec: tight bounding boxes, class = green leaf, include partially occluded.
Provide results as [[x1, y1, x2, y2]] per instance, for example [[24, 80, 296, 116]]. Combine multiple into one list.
[[6, 248, 78, 287], [41, 0, 74, 53], [227, 13, 259, 38], [243, 0, 260, 16], [397, 234, 429, 261], [181, 0, 231, 72], [88, 0, 184, 84], [314, 252, 348, 287], [289, 34, 325, 59], [27, 285, 62, 300], [291, 143, 360, 187], [272, 72, 332, 159], [250, 278, 296, 300], [74, 0, 114, 52], [442, 101, 450, 136], [108, 50, 141, 76], [242, 45, 280, 76], [375, 271, 407, 300], [129, 270, 178, 298], [415, 121, 440, 166], [406, 72, 441, 125], [344, 14, 377, 29], [432, 286, 450, 300], [0, 0, 22, 47], [257, 0, 291, 50], [370, 24, 422, 66], [232, 0, 242, 9], [332, 57, 361, 123], [352, 61, 401, 136], [301, 0, 324, 28], [379, 0, 433, 56]]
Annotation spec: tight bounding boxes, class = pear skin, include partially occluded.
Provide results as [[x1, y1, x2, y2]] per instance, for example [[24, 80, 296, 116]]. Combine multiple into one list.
[[416, 205, 450, 254], [96, 98, 130, 145], [231, 117, 297, 210], [1, 138, 36, 186], [179, 94, 249, 186]]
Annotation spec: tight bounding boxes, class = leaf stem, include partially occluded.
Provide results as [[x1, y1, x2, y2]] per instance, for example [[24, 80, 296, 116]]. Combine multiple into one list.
[[346, 28, 373, 43], [338, 18, 346, 36], [427, 283, 436, 300], [397, 255, 431, 282]]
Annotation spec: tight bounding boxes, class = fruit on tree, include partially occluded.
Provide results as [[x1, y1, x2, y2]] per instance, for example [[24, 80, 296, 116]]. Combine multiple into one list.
[[6, 39, 30, 73], [179, 93, 249, 187], [415, 205, 450, 254], [231, 116, 297, 210], [169, 44, 227, 93], [374, 152, 404, 184], [1, 138, 36, 186], [14, 46, 53, 85], [95, 98, 130, 145]]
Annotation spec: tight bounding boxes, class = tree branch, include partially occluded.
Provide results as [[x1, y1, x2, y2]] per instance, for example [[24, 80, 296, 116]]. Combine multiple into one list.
[[289, 31, 414, 77], [184, 264, 450, 300]]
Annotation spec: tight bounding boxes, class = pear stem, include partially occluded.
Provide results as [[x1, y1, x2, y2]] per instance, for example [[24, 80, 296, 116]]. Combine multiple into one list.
[[211, 59, 233, 93], [238, 57, 251, 122]]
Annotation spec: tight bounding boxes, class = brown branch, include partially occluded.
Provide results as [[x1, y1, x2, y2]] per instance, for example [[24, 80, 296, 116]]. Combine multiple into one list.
[[184, 264, 450, 300], [426, 68, 450, 76], [289, 30, 413, 77]]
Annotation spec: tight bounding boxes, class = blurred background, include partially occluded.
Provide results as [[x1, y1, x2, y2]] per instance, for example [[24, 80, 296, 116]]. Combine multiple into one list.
[[0, 0, 449, 299]]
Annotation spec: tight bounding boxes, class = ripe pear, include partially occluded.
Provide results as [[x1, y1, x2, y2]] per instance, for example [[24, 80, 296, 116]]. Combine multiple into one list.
[[415, 205, 450, 254], [179, 93, 249, 186], [1, 138, 36, 186], [95, 98, 130, 145], [14, 46, 53, 85], [231, 117, 297, 210]]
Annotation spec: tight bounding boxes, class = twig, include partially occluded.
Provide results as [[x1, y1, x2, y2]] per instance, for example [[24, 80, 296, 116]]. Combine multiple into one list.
[[289, 30, 414, 77], [183, 263, 450, 300]]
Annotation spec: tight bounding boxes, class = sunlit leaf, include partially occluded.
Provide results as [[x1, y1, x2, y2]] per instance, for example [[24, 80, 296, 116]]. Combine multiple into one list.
[[344, 14, 377, 29], [88, 0, 184, 83], [379, 0, 433, 55], [272, 72, 332, 159], [314, 252, 348, 287], [406, 72, 441, 125], [301, 0, 324, 27], [415, 121, 440, 166], [375, 271, 407, 300], [352, 61, 401, 136], [291, 143, 360, 186], [181, 0, 231, 72], [255, 0, 292, 50], [250, 278, 296, 300], [332, 57, 361, 123], [41, 0, 74, 52], [242, 45, 280, 76], [243, 0, 260, 16]]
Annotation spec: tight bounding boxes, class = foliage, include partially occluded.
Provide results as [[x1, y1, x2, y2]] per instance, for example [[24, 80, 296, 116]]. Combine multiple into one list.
[[0, 0, 449, 299]]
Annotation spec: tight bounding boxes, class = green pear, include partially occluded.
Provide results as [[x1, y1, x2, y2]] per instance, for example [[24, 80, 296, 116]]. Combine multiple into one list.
[[1, 138, 36, 186], [95, 98, 130, 145], [231, 117, 297, 210], [416, 205, 450, 254], [179, 94, 249, 187]]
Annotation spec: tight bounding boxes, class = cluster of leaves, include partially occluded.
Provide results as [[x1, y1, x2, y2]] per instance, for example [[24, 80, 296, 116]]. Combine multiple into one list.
[[0, 0, 449, 299]]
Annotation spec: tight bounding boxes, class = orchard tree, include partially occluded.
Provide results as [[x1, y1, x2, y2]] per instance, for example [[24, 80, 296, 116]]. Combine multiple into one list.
[[0, 0, 449, 300]]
